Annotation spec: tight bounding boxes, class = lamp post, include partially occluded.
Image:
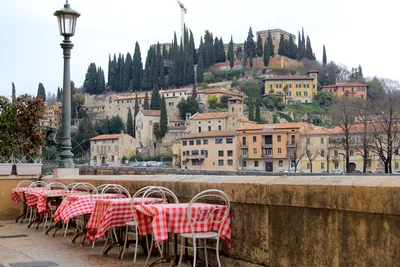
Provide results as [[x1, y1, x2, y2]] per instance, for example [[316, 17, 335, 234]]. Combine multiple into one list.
[[54, 1, 80, 168]]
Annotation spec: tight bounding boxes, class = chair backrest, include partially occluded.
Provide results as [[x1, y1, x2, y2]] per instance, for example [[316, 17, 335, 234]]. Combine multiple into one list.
[[91, 184, 112, 195], [28, 181, 48, 191], [129, 186, 156, 222], [67, 182, 80, 190], [101, 184, 131, 198], [142, 186, 179, 204], [16, 180, 34, 188], [45, 182, 68, 191], [70, 183, 96, 195], [187, 189, 230, 236]]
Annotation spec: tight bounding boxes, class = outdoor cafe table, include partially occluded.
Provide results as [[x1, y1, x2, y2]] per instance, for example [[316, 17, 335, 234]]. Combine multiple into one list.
[[11, 187, 43, 223], [85, 198, 164, 256], [134, 203, 232, 248]]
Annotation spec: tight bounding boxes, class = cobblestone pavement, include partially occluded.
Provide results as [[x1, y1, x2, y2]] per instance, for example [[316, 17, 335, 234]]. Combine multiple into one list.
[[0, 220, 167, 267]]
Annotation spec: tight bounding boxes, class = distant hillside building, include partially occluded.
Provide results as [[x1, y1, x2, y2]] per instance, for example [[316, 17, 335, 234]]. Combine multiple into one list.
[[263, 71, 319, 104], [188, 97, 253, 134], [256, 29, 297, 55], [41, 102, 62, 129], [321, 82, 368, 100]]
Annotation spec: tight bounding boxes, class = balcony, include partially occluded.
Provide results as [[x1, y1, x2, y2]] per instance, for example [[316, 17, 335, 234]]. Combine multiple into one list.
[[262, 143, 273, 148], [286, 142, 296, 148], [262, 154, 273, 158], [182, 154, 206, 159], [240, 144, 248, 148]]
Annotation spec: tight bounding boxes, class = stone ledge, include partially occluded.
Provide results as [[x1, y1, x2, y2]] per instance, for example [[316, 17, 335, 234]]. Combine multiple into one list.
[[43, 174, 400, 216]]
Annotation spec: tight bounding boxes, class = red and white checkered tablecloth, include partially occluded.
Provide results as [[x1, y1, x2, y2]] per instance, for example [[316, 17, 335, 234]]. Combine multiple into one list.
[[85, 198, 163, 242], [53, 194, 121, 223], [135, 203, 232, 249], [25, 190, 67, 214], [11, 187, 42, 203]]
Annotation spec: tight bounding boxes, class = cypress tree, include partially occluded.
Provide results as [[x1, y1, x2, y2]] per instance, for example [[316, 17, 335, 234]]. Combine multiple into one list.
[[247, 27, 256, 67], [267, 30, 274, 56], [150, 85, 161, 110], [198, 37, 206, 69], [132, 42, 143, 91], [322, 45, 327, 65], [153, 43, 161, 88], [243, 40, 248, 67], [297, 31, 302, 59], [236, 45, 242, 60], [123, 52, 133, 91], [248, 98, 254, 121], [134, 92, 140, 117], [110, 54, 118, 90], [301, 28, 306, 58], [256, 33, 263, 57], [141, 48, 153, 90], [115, 54, 121, 91], [56, 87, 61, 101], [255, 100, 261, 123], [204, 30, 215, 67], [83, 63, 97, 94], [278, 34, 286, 56], [159, 60, 165, 88], [263, 41, 270, 67], [189, 30, 196, 64], [197, 56, 204, 83], [107, 55, 112, 89], [126, 107, 134, 137], [143, 92, 150, 110], [358, 65, 363, 78], [288, 35, 297, 59], [228, 35, 234, 69], [178, 41, 185, 86], [214, 37, 220, 63], [12, 82, 16, 102], [96, 67, 105, 94], [306, 35, 315, 60], [160, 95, 168, 138], [37, 83, 46, 101], [186, 54, 195, 84]]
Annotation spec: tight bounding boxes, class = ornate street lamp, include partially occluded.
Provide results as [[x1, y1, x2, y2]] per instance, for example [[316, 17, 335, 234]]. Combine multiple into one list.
[[54, 1, 80, 168]]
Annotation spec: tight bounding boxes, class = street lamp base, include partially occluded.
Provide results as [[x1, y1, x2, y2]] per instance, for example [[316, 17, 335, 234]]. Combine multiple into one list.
[[58, 158, 75, 168]]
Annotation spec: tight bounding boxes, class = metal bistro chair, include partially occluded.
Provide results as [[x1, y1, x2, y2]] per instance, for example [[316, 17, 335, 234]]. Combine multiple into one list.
[[98, 184, 131, 252], [43, 182, 68, 231], [178, 189, 231, 267], [15, 180, 34, 223], [62, 182, 96, 237], [119, 186, 156, 262], [142, 186, 179, 266], [26, 181, 48, 226]]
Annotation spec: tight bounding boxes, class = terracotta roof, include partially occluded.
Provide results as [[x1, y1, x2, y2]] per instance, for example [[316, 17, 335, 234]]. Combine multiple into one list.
[[114, 94, 149, 100], [238, 122, 308, 131], [182, 130, 237, 139], [305, 127, 341, 135], [191, 112, 229, 120], [160, 88, 190, 93], [90, 134, 123, 141], [194, 88, 242, 96], [228, 97, 244, 101], [168, 126, 187, 130], [142, 110, 161, 116], [263, 75, 314, 81], [169, 114, 184, 122]]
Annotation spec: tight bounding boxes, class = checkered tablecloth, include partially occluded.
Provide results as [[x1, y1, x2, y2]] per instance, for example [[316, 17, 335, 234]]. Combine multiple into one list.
[[11, 187, 42, 203], [25, 190, 67, 214], [85, 198, 163, 242], [53, 194, 121, 223], [135, 203, 232, 249]]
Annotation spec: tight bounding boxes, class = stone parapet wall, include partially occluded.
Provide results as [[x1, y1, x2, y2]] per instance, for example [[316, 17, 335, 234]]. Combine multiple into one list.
[[42, 174, 400, 266]]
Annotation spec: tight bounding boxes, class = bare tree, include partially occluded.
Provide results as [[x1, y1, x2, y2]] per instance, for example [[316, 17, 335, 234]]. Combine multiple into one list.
[[369, 79, 400, 173], [303, 135, 318, 173], [288, 141, 306, 173], [329, 96, 358, 173], [354, 100, 372, 173], [319, 146, 332, 173]]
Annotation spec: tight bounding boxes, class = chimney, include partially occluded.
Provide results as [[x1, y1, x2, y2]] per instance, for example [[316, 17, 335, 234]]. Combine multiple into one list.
[[186, 112, 191, 121], [120, 130, 124, 134]]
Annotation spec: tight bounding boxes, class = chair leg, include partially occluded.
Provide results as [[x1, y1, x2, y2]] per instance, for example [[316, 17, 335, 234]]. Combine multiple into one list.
[[145, 234, 154, 267], [120, 225, 129, 260], [64, 221, 69, 237], [192, 238, 197, 267], [178, 237, 184, 267], [204, 239, 208, 267], [102, 230, 111, 252], [133, 227, 138, 264], [216, 239, 221, 267]]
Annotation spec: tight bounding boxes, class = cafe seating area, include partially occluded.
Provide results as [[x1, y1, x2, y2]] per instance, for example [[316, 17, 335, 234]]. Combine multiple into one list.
[[10, 180, 232, 267]]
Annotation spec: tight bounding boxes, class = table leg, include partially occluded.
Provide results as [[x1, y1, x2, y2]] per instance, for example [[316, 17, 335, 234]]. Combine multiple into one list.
[[52, 222, 63, 237]]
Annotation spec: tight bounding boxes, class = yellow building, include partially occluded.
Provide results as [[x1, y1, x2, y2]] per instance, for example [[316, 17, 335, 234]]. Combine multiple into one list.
[[263, 71, 319, 104], [237, 122, 313, 172], [41, 103, 62, 129], [188, 97, 253, 134], [180, 130, 239, 171], [299, 125, 400, 173], [89, 133, 136, 167]]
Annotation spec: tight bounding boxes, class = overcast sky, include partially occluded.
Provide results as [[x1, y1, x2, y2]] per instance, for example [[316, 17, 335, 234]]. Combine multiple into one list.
[[0, 0, 398, 98]]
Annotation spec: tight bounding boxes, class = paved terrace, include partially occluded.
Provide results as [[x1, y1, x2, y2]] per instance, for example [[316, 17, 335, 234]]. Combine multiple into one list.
[[0, 220, 167, 267]]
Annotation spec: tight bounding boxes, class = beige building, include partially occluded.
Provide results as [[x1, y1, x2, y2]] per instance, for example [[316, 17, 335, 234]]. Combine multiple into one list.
[[180, 130, 239, 171], [256, 29, 297, 55], [89, 133, 136, 167], [135, 109, 161, 148], [160, 88, 190, 115], [41, 103, 62, 129], [188, 88, 242, 107], [188, 97, 252, 134]]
